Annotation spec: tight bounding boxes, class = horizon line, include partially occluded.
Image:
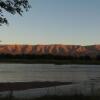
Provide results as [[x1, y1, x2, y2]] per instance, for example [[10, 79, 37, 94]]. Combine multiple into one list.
[[0, 43, 100, 46]]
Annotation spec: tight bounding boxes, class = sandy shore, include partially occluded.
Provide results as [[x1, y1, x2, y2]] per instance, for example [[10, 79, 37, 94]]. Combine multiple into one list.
[[0, 81, 73, 91]]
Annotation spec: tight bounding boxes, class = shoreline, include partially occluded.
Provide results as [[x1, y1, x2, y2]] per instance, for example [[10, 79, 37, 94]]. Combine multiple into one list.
[[0, 59, 100, 65]]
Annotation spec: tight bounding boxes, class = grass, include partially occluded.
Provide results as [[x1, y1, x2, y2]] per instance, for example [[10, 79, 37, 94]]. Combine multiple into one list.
[[0, 94, 100, 100], [34, 95, 100, 100]]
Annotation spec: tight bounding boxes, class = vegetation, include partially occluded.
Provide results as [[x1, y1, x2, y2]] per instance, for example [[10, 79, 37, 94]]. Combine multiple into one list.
[[0, 54, 99, 64], [34, 95, 100, 100], [0, 0, 30, 25], [0, 95, 100, 100]]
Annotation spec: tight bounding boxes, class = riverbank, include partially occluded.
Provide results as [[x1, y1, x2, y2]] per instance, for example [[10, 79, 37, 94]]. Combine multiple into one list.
[[34, 95, 100, 100], [0, 95, 100, 100], [0, 59, 100, 65]]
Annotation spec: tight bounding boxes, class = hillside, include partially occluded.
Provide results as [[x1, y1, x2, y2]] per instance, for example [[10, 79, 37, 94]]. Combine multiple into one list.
[[0, 44, 99, 57]]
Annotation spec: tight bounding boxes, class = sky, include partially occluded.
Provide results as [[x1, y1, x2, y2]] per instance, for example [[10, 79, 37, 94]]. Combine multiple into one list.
[[0, 0, 100, 45]]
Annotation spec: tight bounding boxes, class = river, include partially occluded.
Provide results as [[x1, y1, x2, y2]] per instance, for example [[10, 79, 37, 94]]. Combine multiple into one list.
[[0, 64, 100, 97]]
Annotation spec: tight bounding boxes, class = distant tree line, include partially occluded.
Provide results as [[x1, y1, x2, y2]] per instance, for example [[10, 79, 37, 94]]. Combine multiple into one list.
[[0, 54, 99, 61]]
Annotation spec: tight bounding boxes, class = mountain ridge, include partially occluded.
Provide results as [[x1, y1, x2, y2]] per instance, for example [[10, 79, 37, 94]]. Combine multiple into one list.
[[0, 44, 99, 57]]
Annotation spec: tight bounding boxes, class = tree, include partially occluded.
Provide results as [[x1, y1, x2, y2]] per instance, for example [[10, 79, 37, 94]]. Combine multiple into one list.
[[0, 0, 30, 26]]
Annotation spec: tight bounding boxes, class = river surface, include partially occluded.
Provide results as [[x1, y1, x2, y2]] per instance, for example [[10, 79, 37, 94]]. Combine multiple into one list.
[[0, 64, 100, 97], [0, 64, 100, 82]]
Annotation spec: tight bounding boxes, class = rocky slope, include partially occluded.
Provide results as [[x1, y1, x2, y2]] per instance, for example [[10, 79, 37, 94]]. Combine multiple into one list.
[[0, 44, 99, 57]]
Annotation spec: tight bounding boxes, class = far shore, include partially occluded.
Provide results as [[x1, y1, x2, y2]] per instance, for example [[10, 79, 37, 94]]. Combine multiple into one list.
[[0, 59, 99, 65]]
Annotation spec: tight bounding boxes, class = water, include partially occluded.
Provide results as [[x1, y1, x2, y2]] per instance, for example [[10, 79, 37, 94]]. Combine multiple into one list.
[[0, 64, 100, 82], [0, 64, 100, 97]]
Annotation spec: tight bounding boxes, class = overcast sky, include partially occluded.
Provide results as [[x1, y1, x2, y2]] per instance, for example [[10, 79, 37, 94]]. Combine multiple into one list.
[[0, 0, 100, 45]]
